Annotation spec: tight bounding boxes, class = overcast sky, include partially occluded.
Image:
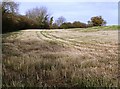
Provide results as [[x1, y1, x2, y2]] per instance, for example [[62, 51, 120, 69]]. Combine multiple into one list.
[[19, 2, 118, 25]]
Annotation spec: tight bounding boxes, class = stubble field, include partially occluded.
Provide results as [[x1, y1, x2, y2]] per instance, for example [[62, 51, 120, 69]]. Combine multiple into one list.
[[2, 26, 119, 87]]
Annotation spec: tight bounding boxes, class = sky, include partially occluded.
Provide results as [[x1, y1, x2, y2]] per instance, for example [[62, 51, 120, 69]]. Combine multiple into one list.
[[14, 0, 119, 2], [18, 1, 118, 25]]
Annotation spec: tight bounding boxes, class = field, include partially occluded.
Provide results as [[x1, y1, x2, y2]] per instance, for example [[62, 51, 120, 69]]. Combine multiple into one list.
[[2, 26, 119, 87]]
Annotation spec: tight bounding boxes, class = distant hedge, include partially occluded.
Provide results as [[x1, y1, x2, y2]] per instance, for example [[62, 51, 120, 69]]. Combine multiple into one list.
[[2, 13, 39, 33], [59, 21, 87, 29]]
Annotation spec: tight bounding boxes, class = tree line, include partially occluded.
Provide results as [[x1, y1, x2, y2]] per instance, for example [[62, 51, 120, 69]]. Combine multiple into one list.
[[1, 1, 106, 33]]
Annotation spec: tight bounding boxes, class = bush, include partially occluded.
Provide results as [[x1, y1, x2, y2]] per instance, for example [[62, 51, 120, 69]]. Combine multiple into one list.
[[60, 22, 73, 29], [18, 15, 39, 29], [2, 13, 39, 33], [52, 23, 59, 29], [72, 21, 87, 28]]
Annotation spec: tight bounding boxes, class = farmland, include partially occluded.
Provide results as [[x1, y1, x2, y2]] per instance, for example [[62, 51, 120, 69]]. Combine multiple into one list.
[[2, 26, 119, 87]]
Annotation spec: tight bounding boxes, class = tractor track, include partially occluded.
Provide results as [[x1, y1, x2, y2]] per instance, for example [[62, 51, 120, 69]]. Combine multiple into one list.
[[36, 31, 116, 55], [35, 30, 118, 59]]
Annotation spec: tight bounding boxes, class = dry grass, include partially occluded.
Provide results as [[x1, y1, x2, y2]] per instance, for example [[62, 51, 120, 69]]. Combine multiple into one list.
[[2, 28, 118, 87]]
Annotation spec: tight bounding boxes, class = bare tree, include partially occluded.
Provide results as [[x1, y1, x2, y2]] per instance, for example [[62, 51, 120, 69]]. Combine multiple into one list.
[[26, 6, 51, 28], [2, 0, 19, 14], [56, 16, 66, 26]]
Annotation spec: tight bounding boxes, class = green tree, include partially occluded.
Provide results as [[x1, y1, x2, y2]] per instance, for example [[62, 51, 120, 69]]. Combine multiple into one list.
[[50, 16, 53, 29], [88, 16, 106, 26], [43, 15, 49, 28]]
